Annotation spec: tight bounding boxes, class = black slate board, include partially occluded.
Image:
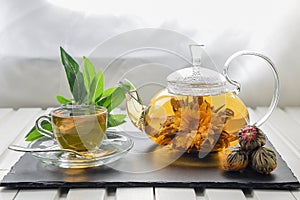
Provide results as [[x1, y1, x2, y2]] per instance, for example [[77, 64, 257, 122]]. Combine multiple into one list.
[[1, 131, 300, 189]]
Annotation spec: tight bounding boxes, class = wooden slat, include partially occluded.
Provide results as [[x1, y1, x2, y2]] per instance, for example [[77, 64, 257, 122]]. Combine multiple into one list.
[[0, 108, 41, 156], [66, 188, 106, 200], [0, 108, 13, 120], [291, 190, 300, 200], [0, 187, 17, 200], [14, 189, 59, 200], [10, 108, 53, 146], [155, 188, 196, 200], [284, 107, 300, 125], [0, 108, 54, 171], [253, 190, 296, 200], [116, 188, 154, 200], [0, 108, 44, 170], [204, 189, 246, 200], [256, 107, 300, 154], [249, 108, 299, 199]]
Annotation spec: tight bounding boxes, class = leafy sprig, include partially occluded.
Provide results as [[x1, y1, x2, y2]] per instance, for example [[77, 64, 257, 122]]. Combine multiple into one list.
[[25, 47, 132, 142]]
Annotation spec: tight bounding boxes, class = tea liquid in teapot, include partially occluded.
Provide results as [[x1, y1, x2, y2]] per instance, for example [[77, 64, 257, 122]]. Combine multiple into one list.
[[124, 66, 249, 153], [122, 45, 279, 154], [143, 89, 249, 153]]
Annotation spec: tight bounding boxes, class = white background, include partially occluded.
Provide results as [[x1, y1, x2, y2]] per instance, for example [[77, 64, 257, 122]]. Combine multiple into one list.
[[0, 0, 299, 108]]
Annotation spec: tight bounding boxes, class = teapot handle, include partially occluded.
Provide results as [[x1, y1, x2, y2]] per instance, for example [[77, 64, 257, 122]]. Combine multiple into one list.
[[223, 51, 280, 127]]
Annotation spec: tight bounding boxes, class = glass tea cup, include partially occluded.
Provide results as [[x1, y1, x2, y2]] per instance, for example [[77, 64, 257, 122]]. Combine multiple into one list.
[[36, 105, 107, 152]]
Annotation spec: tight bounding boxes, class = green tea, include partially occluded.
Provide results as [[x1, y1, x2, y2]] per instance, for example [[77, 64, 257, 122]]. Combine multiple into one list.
[[52, 109, 107, 152]]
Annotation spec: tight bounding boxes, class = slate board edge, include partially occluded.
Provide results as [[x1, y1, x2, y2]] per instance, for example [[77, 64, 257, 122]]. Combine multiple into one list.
[[1, 180, 300, 190], [1, 136, 300, 190]]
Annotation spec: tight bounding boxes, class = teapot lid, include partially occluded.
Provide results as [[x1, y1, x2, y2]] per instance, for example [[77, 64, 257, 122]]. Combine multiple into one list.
[[167, 67, 226, 96]]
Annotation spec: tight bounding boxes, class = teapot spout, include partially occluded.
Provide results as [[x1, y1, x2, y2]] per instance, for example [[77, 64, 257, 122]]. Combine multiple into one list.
[[119, 79, 147, 130]]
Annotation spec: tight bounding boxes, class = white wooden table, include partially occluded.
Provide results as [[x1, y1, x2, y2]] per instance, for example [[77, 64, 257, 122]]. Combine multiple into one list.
[[0, 107, 299, 200]]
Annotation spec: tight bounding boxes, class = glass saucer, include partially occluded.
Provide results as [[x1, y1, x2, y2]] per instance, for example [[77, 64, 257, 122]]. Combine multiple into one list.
[[28, 132, 133, 168]]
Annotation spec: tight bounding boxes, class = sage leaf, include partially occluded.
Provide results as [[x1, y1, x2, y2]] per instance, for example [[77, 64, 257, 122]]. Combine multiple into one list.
[[56, 95, 72, 104], [94, 87, 117, 104], [88, 70, 104, 104], [102, 87, 117, 97], [98, 86, 125, 113], [108, 114, 126, 127], [60, 47, 79, 94], [107, 87, 126, 112], [97, 95, 110, 108], [83, 56, 96, 93], [94, 87, 116, 103], [25, 123, 52, 142], [60, 47, 87, 103], [72, 71, 87, 103], [120, 80, 135, 91], [119, 79, 143, 104]]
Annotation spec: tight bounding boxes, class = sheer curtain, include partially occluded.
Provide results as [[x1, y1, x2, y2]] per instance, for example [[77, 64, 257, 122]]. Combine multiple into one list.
[[0, 0, 299, 108]]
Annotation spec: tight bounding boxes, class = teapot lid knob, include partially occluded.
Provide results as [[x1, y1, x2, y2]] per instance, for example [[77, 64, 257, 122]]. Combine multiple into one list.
[[190, 44, 204, 66], [167, 44, 226, 96]]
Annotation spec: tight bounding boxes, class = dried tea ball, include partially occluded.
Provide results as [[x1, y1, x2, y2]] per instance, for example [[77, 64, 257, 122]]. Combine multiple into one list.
[[251, 146, 277, 174], [238, 125, 266, 151], [221, 147, 248, 172]]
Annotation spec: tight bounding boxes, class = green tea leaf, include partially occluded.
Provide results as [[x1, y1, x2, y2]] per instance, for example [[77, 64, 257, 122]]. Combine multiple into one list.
[[119, 79, 143, 104], [98, 86, 125, 113], [83, 56, 96, 93], [60, 47, 79, 94], [97, 95, 110, 108], [102, 87, 117, 97], [120, 80, 136, 91], [72, 72, 87, 103], [108, 114, 126, 127], [95, 87, 117, 104], [60, 47, 87, 103], [56, 95, 72, 104], [25, 123, 52, 142], [108, 87, 126, 112], [88, 70, 104, 104]]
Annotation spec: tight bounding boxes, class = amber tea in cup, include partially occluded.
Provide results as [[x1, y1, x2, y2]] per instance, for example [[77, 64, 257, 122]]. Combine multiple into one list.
[[36, 105, 107, 152]]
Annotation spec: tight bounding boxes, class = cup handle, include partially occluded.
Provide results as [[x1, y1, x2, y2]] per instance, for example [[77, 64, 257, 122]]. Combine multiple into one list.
[[35, 115, 54, 138], [223, 51, 280, 127]]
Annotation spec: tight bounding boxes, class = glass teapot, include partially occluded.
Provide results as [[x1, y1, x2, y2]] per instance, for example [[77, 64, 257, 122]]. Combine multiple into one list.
[[120, 45, 279, 153]]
